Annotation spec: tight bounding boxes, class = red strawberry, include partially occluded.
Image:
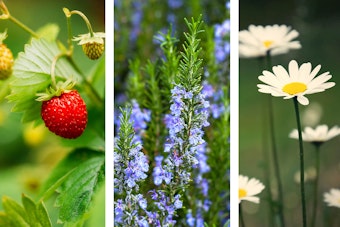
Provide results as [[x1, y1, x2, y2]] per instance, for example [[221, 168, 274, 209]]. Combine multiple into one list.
[[41, 90, 88, 139]]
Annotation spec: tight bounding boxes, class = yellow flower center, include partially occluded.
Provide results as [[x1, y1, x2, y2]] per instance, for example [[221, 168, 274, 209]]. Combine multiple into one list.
[[263, 40, 274, 48], [239, 188, 247, 199], [282, 82, 307, 95]]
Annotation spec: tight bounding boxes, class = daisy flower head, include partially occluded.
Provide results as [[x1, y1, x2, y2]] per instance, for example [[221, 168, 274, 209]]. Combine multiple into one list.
[[324, 188, 340, 208], [239, 24, 301, 58], [289, 125, 340, 143], [239, 175, 265, 204], [257, 60, 335, 105]]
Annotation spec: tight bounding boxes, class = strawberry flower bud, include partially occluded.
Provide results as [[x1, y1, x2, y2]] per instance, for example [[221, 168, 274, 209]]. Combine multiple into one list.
[[73, 32, 105, 60]]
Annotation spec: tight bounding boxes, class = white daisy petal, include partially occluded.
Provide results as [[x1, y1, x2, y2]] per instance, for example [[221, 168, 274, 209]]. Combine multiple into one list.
[[297, 95, 309, 105], [289, 124, 340, 142], [288, 60, 299, 78], [258, 60, 335, 105], [324, 188, 340, 208], [239, 24, 301, 58], [239, 175, 265, 204]]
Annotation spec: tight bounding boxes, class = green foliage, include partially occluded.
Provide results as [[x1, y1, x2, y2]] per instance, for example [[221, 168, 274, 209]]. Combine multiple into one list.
[[177, 16, 204, 91], [0, 194, 52, 227], [115, 107, 135, 157], [7, 38, 82, 123], [86, 184, 105, 227], [40, 148, 104, 225]]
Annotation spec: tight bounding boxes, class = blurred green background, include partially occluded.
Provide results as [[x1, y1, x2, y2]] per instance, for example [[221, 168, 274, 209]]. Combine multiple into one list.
[[239, 0, 340, 226], [0, 0, 104, 225]]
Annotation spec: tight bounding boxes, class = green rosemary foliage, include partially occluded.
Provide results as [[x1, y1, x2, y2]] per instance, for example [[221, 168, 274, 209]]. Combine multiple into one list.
[[177, 16, 204, 92], [158, 27, 180, 102], [115, 107, 135, 162]]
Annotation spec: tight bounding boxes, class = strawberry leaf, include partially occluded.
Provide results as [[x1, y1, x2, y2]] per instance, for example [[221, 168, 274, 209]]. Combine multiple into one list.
[[7, 38, 82, 123], [39, 148, 104, 224], [0, 194, 52, 227], [55, 155, 104, 224]]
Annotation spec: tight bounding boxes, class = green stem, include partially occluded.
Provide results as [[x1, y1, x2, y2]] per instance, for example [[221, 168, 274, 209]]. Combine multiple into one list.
[[239, 203, 246, 227], [268, 96, 285, 227], [67, 56, 103, 108], [311, 144, 321, 227], [293, 97, 307, 227], [258, 56, 275, 227], [50, 53, 68, 90], [0, 1, 39, 38], [64, 8, 95, 37], [265, 53, 285, 227], [8, 16, 40, 38], [63, 9, 74, 53]]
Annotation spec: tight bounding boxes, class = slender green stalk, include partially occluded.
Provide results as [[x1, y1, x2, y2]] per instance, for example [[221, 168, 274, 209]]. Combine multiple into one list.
[[293, 97, 307, 227], [0, 1, 39, 38], [265, 53, 285, 227], [311, 143, 321, 227], [258, 56, 275, 227], [8, 16, 40, 38], [63, 8, 74, 53], [67, 56, 103, 108], [239, 203, 246, 227], [63, 7, 95, 37]]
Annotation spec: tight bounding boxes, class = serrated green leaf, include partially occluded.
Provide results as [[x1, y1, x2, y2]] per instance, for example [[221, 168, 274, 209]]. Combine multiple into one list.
[[2, 196, 28, 227], [35, 24, 60, 42], [1, 195, 52, 227], [21, 195, 37, 226], [55, 155, 104, 224], [21, 194, 52, 227], [38, 148, 104, 224], [39, 148, 103, 196], [35, 202, 52, 227], [8, 38, 82, 123]]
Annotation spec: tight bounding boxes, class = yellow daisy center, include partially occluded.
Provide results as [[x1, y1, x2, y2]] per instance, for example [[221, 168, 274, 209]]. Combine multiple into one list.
[[282, 82, 307, 95], [239, 188, 247, 199], [263, 40, 274, 48]]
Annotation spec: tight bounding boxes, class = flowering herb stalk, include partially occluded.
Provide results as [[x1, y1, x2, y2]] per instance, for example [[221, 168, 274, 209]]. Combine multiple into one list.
[[115, 6, 230, 224], [148, 16, 210, 225], [114, 107, 149, 226]]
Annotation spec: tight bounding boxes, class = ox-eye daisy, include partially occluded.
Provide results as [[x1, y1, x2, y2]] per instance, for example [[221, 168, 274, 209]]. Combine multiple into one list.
[[324, 188, 340, 208], [239, 175, 265, 204], [239, 24, 301, 58], [257, 60, 335, 105], [290, 125, 340, 143]]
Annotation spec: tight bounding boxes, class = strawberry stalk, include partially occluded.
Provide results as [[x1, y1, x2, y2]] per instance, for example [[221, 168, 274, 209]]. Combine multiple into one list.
[[0, 1, 40, 38], [48, 52, 103, 108], [67, 56, 104, 108], [63, 7, 95, 52]]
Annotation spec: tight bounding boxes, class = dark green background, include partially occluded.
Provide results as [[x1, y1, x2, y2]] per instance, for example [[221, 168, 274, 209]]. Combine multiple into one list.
[[239, 0, 340, 226]]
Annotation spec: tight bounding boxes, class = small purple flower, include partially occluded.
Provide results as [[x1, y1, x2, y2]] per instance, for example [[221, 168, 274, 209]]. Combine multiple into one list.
[[152, 156, 173, 185], [215, 20, 230, 38]]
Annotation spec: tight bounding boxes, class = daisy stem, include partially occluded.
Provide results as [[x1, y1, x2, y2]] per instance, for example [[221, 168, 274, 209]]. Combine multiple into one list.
[[293, 97, 307, 227], [311, 143, 321, 227], [265, 53, 285, 227], [258, 56, 275, 226], [268, 95, 286, 227], [239, 203, 246, 227]]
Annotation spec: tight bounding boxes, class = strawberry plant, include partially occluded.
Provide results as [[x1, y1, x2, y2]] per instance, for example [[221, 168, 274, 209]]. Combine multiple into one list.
[[0, 1, 105, 226]]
